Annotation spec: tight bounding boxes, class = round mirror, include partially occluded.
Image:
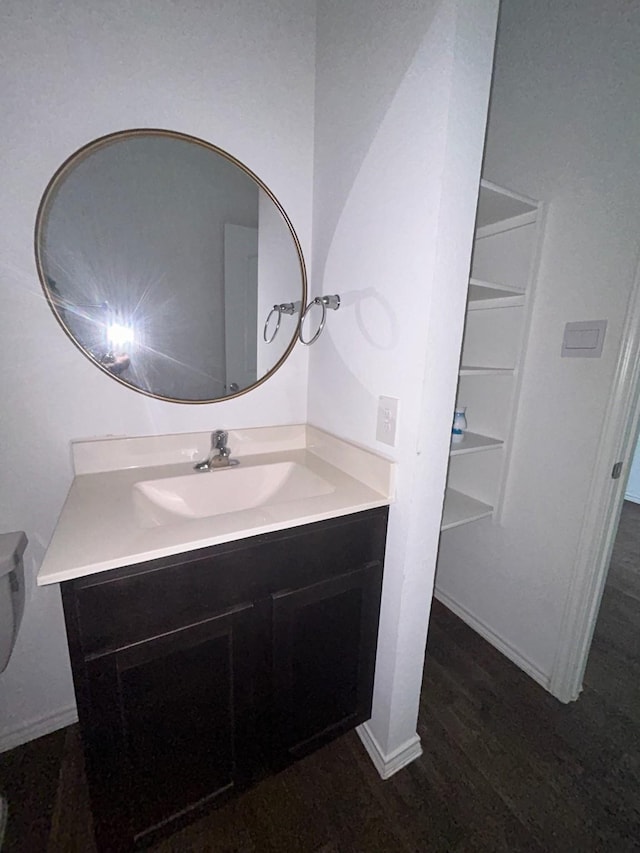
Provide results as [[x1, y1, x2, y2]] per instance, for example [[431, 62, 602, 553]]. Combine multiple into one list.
[[35, 129, 306, 403]]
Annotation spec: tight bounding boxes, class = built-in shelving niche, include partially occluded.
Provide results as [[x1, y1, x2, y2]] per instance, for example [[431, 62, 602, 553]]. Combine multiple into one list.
[[442, 179, 541, 530]]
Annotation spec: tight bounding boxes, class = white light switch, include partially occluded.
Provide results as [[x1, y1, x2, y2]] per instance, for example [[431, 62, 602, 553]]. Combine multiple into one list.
[[561, 320, 607, 358], [376, 396, 399, 446]]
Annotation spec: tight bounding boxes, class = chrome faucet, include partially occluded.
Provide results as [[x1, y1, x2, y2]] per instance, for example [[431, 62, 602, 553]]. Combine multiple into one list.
[[194, 430, 239, 471]]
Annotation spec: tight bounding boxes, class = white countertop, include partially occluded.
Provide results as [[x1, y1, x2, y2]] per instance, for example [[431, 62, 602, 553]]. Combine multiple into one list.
[[38, 425, 395, 586]]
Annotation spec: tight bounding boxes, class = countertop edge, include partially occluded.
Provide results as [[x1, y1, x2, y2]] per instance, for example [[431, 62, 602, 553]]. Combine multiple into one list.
[[37, 497, 390, 586]]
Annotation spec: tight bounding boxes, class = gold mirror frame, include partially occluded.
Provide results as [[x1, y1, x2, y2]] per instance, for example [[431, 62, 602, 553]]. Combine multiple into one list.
[[34, 128, 307, 404]]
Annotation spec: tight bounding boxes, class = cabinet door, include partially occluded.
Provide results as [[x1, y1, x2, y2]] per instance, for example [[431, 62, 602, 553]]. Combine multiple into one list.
[[82, 602, 257, 850], [270, 561, 383, 762]]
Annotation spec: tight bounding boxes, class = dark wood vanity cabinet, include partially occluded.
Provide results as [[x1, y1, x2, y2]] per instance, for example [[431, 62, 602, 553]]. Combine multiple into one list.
[[61, 507, 388, 851]]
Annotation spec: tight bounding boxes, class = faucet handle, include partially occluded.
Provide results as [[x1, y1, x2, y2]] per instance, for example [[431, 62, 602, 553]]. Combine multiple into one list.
[[213, 430, 228, 449]]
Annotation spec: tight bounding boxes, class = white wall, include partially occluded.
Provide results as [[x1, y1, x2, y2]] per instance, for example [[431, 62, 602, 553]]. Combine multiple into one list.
[[435, 0, 640, 685], [625, 437, 640, 503], [309, 0, 498, 764], [0, 0, 315, 750]]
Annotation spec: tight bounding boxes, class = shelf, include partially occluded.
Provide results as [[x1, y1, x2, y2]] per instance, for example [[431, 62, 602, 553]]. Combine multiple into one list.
[[476, 180, 538, 230], [467, 278, 525, 310], [439, 180, 540, 536], [469, 277, 524, 297], [441, 488, 493, 531], [459, 366, 515, 376], [450, 432, 503, 456]]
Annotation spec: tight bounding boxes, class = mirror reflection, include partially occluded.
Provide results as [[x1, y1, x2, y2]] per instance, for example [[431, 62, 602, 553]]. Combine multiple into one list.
[[36, 130, 306, 402]]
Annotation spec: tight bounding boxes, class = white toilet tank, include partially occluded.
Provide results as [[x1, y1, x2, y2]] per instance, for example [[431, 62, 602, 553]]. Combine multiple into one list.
[[0, 531, 27, 673]]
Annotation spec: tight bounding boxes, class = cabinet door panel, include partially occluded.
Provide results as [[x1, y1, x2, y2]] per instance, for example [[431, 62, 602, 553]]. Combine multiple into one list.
[[61, 508, 389, 851], [271, 561, 383, 760], [84, 603, 255, 848]]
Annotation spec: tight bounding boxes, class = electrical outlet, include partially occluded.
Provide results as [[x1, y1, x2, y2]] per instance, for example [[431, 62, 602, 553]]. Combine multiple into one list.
[[376, 396, 399, 446]]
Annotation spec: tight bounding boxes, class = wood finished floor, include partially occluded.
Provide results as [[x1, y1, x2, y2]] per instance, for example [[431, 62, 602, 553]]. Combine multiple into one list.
[[2, 501, 640, 852]]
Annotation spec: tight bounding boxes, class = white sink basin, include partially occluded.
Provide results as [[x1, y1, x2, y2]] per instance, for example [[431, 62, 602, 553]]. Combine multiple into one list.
[[133, 461, 335, 526]]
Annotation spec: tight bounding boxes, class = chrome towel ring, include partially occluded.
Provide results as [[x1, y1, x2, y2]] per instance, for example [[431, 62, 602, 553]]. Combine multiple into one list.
[[263, 302, 297, 344], [299, 294, 341, 346]]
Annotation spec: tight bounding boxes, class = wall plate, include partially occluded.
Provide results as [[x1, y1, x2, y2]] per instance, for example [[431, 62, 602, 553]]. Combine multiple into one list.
[[561, 320, 607, 358], [376, 396, 399, 446]]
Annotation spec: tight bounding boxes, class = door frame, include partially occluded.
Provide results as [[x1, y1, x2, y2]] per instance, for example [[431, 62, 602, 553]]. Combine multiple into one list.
[[549, 248, 640, 701]]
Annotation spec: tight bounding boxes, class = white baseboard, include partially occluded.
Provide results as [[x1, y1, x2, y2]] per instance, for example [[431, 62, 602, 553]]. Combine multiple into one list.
[[434, 588, 550, 692], [356, 722, 422, 780], [624, 490, 640, 504], [0, 704, 78, 754]]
